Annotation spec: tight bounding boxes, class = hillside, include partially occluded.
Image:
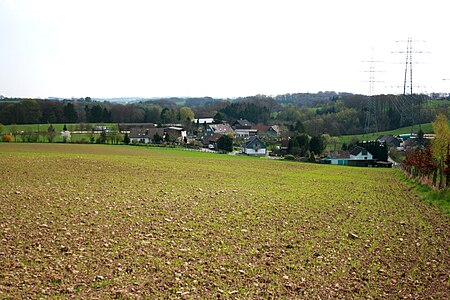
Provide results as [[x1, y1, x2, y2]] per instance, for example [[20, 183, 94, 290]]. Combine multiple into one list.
[[339, 120, 450, 144], [1, 94, 448, 137]]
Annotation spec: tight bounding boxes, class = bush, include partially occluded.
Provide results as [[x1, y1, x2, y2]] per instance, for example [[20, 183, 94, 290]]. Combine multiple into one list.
[[3, 134, 13, 142]]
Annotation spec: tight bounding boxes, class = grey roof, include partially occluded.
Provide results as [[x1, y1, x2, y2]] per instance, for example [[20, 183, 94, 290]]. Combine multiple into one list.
[[129, 127, 164, 138], [349, 146, 368, 156], [208, 124, 233, 134], [328, 150, 350, 159], [202, 133, 222, 144], [233, 119, 253, 128], [378, 135, 401, 146], [244, 136, 266, 149]]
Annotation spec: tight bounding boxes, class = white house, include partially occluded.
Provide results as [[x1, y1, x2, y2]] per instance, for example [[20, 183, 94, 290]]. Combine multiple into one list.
[[324, 146, 374, 166], [349, 146, 373, 160], [193, 118, 214, 125], [326, 150, 351, 165], [129, 128, 165, 144], [234, 128, 257, 138], [243, 136, 267, 156]]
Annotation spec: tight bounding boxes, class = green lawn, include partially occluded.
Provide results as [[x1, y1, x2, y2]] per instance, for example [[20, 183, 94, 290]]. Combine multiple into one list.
[[428, 99, 450, 106], [1, 123, 119, 133], [338, 120, 450, 145], [0, 143, 448, 299]]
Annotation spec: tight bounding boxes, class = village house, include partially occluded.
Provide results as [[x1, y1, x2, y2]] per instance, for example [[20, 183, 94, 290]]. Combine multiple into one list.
[[325, 150, 351, 165], [349, 146, 373, 160], [202, 133, 222, 150], [129, 126, 187, 144], [232, 119, 253, 129], [231, 119, 255, 137], [129, 127, 165, 144], [377, 135, 402, 149], [234, 128, 257, 138], [323, 146, 374, 167], [165, 126, 187, 143], [231, 120, 281, 139], [193, 118, 214, 125], [251, 124, 280, 138], [205, 124, 234, 136], [242, 136, 267, 156], [93, 125, 111, 133]]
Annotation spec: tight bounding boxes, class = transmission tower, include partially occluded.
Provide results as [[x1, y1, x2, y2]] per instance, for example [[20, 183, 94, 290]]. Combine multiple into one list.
[[400, 37, 424, 95], [391, 37, 428, 131], [362, 49, 383, 135]]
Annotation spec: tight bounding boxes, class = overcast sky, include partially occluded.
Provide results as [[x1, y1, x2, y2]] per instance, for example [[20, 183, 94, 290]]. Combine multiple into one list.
[[1, 0, 449, 99]]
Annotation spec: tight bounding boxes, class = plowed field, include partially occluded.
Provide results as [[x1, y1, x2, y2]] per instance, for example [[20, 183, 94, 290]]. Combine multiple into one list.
[[0, 144, 448, 299]]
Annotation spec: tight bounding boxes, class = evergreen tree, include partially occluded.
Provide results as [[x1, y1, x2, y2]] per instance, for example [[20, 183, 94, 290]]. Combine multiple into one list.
[[63, 103, 78, 123], [124, 132, 130, 145], [288, 134, 310, 157], [153, 132, 163, 144], [213, 112, 224, 124], [294, 120, 305, 133], [416, 129, 427, 148], [90, 104, 103, 123], [287, 137, 301, 156], [217, 134, 233, 152], [309, 136, 324, 155], [297, 134, 310, 157]]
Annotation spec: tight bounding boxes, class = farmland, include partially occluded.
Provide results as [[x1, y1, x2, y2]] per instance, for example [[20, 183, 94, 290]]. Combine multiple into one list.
[[0, 144, 448, 299]]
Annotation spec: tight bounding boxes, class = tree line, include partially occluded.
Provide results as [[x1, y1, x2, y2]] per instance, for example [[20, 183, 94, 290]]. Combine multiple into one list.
[[0, 93, 447, 137], [401, 114, 450, 190], [0, 99, 195, 126]]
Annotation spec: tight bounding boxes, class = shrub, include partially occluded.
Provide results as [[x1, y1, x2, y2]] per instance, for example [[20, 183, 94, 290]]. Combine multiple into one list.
[[3, 134, 13, 142]]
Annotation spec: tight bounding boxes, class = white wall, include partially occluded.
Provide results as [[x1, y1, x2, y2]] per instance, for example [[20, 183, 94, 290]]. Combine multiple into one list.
[[350, 151, 373, 160], [130, 137, 150, 143], [244, 148, 267, 156]]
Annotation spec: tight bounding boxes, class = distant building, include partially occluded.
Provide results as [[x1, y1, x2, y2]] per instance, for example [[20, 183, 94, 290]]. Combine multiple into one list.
[[242, 136, 267, 156], [95, 125, 109, 132], [349, 146, 373, 160], [234, 128, 257, 138], [205, 124, 233, 136], [325, 150, 351, 165], [322, 146, 375, 167], [129, 128, 165, 144], [232, 119, 253, 129], [165, 126, 187, 142], [118, 123, 156, 132], [377, 135, 402, 149], [251, 124, 280, 138], [202, 133, 222, 150], [193, 118, 214, 125]]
